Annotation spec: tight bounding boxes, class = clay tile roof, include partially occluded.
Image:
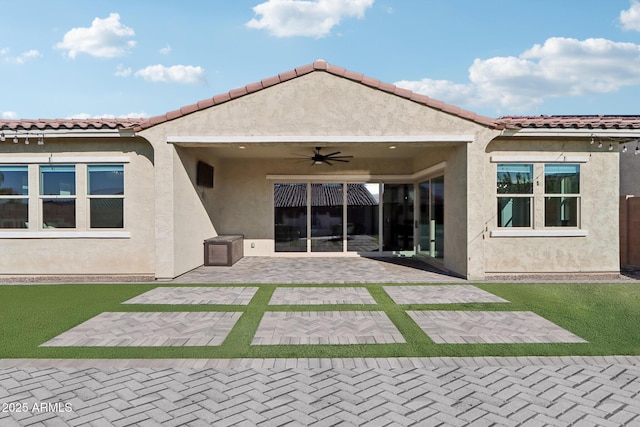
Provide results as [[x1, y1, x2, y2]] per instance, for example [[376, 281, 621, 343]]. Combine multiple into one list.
[[132, 60, 502, 131], [0, 118, 148, 132], [497, 115, 640, 130]]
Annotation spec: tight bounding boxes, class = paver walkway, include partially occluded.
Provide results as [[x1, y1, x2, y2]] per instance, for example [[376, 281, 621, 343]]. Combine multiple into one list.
[[269, 287, 377, 305], [1, 356, 639, 426], [122, 286, 259, 305], [252, 311, 405, 345], [40, 312, 242, 347], [384, 285, 509, 304], [407, 311, 588, 344], [173, 257, 464, 284]]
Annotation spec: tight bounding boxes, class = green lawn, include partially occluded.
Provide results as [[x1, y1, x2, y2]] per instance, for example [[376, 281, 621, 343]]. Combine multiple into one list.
[[0, 283, 639, 359]]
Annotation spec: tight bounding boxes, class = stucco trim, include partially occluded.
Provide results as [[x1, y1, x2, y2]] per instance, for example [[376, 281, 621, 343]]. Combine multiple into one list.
[[0, 156, 131, 164], [490, 155, 589, 163], [0, 231, 131, 239], [167, 135, 475, 144], [490, 229, 588, 237]]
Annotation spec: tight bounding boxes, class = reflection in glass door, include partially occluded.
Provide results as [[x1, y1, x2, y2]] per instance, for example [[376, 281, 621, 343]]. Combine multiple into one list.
[[347, 183, 380, 252], [418, 176, 444, 258], [382, 184, 414, 252], [274, 183, 307, 252], [311, 183, 343, 252]]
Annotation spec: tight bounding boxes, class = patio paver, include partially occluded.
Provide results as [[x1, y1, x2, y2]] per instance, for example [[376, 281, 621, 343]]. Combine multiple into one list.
[[122, 286, 258, 305], [268, 287, 377, 305], [252, 311, 405, 345], [384, 284, 509, 304], [407, 310, 587, 344], [40, 312, 243, 347]]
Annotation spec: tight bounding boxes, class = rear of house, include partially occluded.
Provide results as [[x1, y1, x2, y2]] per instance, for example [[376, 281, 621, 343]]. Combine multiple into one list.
[[0, 61, 637, 280]]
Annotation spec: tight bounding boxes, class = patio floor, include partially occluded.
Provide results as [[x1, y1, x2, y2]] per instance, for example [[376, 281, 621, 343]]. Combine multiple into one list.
[[171, 256, 464, 284]]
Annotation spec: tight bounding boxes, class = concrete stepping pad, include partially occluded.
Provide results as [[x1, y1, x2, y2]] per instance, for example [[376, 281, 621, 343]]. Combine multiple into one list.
[[268, 287, 376, 305], [384, 285, 509, 304], [122, 286, 258, 305], [407, 310, 587, 344], [40, 312, 243, 347], [252, 311, 405, 345]]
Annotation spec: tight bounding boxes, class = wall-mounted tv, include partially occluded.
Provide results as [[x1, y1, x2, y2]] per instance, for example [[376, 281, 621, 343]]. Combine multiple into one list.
[[196, 161, 214, 188]]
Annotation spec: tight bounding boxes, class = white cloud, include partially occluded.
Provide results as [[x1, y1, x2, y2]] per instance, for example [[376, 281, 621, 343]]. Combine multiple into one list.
[[395, 37, 640, 114], [621, 0, 640, 31], [1, 111, 17, 120], [246, 0, 374, 38], [114, 64, 132, 77], [159, 44, 171, 55], [0, 47, 9, 55], [3, 49, 41, 64], [134, 64, 206, 84], [55, 13, 136, 59]]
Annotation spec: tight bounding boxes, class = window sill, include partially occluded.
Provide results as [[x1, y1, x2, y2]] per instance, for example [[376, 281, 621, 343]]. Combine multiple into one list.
[[490, 229, 588, 238], [0, 231, 130, 239]]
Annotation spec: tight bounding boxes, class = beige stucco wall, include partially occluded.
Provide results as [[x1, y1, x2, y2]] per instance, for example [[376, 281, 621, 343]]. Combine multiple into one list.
[[140, 70, 495, 278], [0, 137, 155, 276], [483, 138, 619, 274]]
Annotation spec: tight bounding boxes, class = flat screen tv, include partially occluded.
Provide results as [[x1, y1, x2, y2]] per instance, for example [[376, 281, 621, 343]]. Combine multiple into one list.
[[196, 161, 214, 188]]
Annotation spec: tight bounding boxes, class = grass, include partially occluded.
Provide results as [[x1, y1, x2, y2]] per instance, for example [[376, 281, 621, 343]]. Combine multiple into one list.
[[0, 282, 639, 359]]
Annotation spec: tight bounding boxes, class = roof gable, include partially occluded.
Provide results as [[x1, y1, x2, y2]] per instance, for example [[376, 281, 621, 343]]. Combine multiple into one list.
[[136, 59, 501, 131]]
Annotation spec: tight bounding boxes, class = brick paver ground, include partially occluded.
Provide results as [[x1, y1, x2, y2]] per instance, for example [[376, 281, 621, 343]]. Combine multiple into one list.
[[1, 357, 639, 426], [407, 310, 588, 344], [252, 311, 406, 345], [122, 286, 259, 305], [269, 287, 377, 305], [384, 284, 509, 304], [39, 312, 243, 347]]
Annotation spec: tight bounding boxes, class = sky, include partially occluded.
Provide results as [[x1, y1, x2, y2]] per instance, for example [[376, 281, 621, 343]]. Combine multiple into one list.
[[2, 0, 640, 121]]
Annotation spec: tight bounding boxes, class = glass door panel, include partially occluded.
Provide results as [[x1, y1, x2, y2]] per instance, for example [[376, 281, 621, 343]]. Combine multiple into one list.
[[418, 176, 444, 258], [347, 183, 380, 252], [418, 181, 431, 255], [311, 183, 343, 252], [382, 183, 414, 252], [274, 183, 307, 252], [431, 176, 444, 258]]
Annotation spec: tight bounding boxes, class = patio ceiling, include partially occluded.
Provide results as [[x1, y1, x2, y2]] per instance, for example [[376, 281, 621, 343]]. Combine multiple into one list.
[[172, 141, 462, 160]]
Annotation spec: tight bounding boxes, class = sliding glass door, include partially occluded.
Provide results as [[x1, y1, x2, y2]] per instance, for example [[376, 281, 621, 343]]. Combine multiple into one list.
[[311, 183, 343, 252], [418, 176, 444, 258], [274, 179, 442, 258]]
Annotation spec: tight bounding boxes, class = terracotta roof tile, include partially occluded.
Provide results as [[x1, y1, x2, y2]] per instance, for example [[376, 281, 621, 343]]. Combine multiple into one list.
[[245, 82, 264, 94], [295, 64, 315, 75], [228, 87, 248, 99], [0, 118, 148, 132], [497, 115, 640, 129], [278, 69, 298, 82], [261, 75, 281, 88]]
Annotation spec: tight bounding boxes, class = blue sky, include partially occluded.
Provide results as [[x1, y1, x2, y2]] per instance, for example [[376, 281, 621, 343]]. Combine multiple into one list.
[[2, 0, 640, 120]]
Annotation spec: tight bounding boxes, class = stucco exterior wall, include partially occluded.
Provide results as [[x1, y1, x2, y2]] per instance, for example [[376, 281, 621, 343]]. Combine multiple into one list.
[[0, 137, 155, 276], [483, 138, 619, 274], [138, 70, 494, 278]]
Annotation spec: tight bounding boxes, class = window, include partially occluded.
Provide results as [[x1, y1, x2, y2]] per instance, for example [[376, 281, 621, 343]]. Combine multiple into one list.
[[88, 165, 124, 228], [545, 164, 579, 227], [40, 165, 76, 229], [0, 166, 28, 229], [497, 164, 533, 227]]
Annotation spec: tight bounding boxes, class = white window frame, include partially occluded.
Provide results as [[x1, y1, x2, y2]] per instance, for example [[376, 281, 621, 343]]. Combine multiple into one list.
[[0, 158, 130, 239], [490, 156, 589, 238]]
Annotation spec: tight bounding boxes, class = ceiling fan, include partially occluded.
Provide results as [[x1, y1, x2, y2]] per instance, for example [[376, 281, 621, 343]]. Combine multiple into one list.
[[297, 147, 354, 166]]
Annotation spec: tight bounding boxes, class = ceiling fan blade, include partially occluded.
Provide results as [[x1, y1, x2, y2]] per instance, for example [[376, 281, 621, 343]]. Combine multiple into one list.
[[323, 159, 334, 166], [324, 151, 341, 157], [330, 159, 350, 163], [326, 155, 353, 160]]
